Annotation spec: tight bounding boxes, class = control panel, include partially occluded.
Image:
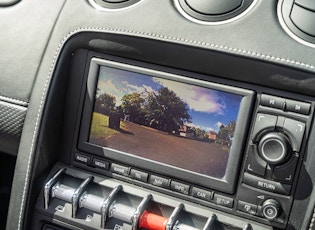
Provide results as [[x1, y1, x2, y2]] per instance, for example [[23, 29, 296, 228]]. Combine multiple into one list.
[[35, 165, 271, 230], [238, 94, 311, 227]]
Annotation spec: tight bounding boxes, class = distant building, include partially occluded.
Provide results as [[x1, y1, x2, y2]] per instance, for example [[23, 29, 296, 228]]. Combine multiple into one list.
[[208, 131, 217, 141], [179, 125, 195, 139]]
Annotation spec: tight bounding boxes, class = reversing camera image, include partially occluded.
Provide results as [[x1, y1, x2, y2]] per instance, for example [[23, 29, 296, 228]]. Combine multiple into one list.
[[89, 66, 242, 178]]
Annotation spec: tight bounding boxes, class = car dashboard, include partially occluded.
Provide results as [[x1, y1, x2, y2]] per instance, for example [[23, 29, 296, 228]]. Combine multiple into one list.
[[1, 0, 315, 230]]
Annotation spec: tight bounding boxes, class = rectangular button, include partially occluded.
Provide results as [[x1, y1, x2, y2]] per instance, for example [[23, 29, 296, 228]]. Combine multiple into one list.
[[149, 175, 170, 189], [171, 181, 190, 195], [237, 201, 257, 215], [260, 94, 285, 110], [191, 187, 213, 202], [213, 194, 234, 208], [285, 99, 310, 115], [130, 169, 148, 182], [111, 163, 130, 176], [74, 153, 91, 165], [93, 158, 109, 171], [243, 172, 291, 195]]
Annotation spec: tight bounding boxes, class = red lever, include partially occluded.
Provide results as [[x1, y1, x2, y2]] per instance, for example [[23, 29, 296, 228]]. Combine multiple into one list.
[[139, 210, 168, 230]]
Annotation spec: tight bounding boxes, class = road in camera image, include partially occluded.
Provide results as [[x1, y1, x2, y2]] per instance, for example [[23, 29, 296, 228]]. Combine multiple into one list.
[[90, 113, 229, 178]]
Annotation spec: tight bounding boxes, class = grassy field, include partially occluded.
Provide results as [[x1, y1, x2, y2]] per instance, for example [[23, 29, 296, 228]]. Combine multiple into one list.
[[89, 112, 127, 140]]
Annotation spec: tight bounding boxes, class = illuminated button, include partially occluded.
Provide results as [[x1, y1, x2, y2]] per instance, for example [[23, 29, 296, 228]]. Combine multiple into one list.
[[171, 181, 190, 195], [213, 194, 234, 208], [149, 175, 170, 189], [237, 201, 257, 215], [92, 158, 109, 170], [130, 169, 148, 182], [260, 94, 285, 110], [243, 172, 291, 195], [111, 163, 130, 176], [191, 187, 213, 202], [74, 153, 91, 165]]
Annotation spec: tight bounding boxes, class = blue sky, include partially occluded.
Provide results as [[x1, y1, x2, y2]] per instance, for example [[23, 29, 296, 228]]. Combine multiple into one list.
[[97, 66, 242, 132]]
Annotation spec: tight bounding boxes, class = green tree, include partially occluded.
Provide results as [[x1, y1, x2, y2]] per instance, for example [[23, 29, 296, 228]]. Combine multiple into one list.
[[217, 121, 236, 140], [194, 127, 208, 141], [145, 87, 191, 132], [121, 92, 145, 123], [95, 93, 116, 115]]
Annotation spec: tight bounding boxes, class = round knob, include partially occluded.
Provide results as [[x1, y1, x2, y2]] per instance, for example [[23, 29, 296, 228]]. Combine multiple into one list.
[[262, 199, 281, 220], [258, 132, 291, 164]]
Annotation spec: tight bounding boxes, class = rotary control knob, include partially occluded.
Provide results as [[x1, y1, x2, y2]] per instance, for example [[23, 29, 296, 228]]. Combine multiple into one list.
[[262, 199, 281, 220], [258, 132, 291, 165]]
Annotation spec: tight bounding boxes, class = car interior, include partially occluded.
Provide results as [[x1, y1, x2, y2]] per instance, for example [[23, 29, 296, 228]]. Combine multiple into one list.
[[1, 0, 315, 229]]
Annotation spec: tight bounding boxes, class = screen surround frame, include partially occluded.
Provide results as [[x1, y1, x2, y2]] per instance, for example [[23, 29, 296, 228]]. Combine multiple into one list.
[[78, 57, 255, 194]]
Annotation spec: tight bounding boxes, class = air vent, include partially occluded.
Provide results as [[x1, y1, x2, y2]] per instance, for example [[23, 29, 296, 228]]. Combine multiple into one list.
[[0, 0, 20, 7], [90, 0, 141, 10], [174, 0, 257, 25], [278, 0, 315, 47]]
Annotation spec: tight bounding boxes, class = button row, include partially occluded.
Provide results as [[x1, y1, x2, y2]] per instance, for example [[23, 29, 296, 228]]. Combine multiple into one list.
[[74, 153, 110, 171], [74, 154, 234, 209], [260, 94, 311, 115], [112, 164, 234, 209], [44, 168, 244, 230]]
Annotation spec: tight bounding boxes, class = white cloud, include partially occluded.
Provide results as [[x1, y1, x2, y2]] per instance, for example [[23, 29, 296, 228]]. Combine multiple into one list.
[[97, 79, 119, 96], [153, 77, 226, 115], [216, 122, 225, 128]]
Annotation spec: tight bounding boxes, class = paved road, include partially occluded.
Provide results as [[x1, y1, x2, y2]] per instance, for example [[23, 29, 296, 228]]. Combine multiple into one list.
[[91, 121, 229, 178]]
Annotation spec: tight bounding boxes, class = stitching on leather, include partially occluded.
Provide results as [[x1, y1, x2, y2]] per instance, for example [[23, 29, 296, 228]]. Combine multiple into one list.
[[309, 207, 315, 229], [0, 95, 29, 107], [17, 37, 64, 230], [90, 27, 315, 69], [17, 27, 315, 229]]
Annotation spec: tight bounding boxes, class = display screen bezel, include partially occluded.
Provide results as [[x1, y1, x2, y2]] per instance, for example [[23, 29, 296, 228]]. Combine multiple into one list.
[[78, 57, 254, 194]]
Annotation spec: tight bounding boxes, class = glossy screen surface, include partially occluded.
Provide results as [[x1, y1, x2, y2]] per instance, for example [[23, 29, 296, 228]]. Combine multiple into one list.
[[89, 66, 242, 178]]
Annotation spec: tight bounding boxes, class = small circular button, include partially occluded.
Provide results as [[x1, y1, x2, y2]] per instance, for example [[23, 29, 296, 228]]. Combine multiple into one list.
[[262, 199, 281, 220], [258, 132, 291, 164]]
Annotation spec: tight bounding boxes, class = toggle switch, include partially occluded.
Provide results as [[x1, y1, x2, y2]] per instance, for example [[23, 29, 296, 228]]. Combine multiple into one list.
[[109, 202, 136, 223], [44, 168, 66, 209], [139, 210, 168, 230], [51, 183, 75, 202], [107, 194, 152, 230], [45, 174, 93, 218], [79, 192, 106, 213]]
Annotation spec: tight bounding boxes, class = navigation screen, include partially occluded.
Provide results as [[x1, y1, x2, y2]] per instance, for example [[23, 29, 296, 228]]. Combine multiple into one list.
[[89, 66, 242, 178]]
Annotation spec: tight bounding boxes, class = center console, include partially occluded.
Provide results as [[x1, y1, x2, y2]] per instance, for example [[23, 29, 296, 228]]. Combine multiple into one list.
[[31, 47, 314, 230]]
